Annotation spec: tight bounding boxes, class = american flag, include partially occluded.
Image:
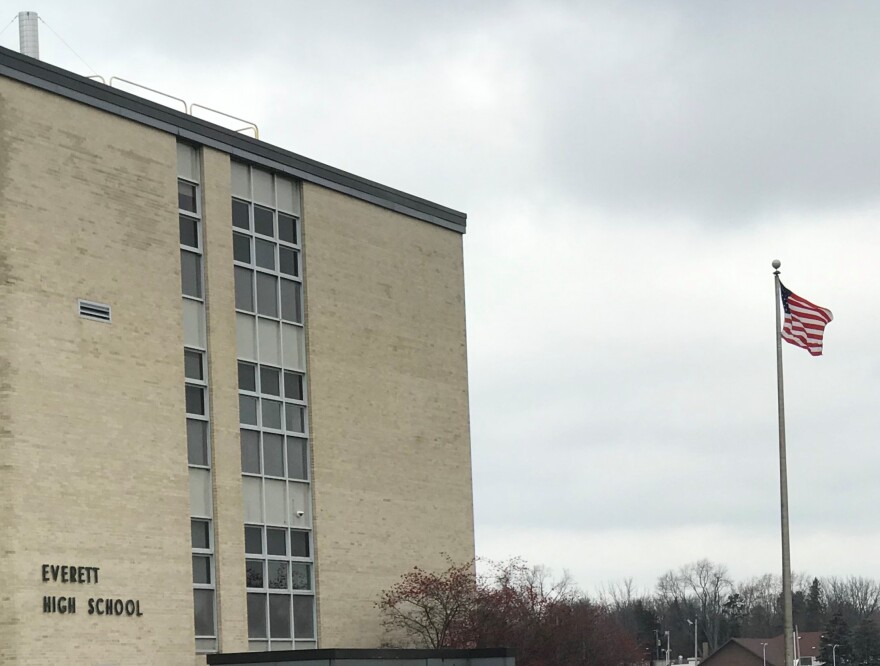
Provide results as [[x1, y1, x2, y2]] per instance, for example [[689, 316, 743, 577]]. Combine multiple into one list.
[[780, 283, 833, 356]]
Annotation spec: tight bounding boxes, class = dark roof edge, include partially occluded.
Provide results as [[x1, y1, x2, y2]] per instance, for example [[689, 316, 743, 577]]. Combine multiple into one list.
[[207, 647, 516, 664], [0, 47, 467, 234]]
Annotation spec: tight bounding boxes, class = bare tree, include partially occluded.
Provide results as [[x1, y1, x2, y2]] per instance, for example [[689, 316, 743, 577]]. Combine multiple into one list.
[[825, 576, 880, 619], [655, 559, 732, 652]]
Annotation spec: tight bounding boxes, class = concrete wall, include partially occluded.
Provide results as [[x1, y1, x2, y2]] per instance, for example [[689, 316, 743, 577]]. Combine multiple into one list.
[[303, 184, 475, 647], [0, 77, 196, 664]]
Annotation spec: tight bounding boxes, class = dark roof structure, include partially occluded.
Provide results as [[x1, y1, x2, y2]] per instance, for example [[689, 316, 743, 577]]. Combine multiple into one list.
[[700, 631, 822, 666], [207, 647, 516, 665]]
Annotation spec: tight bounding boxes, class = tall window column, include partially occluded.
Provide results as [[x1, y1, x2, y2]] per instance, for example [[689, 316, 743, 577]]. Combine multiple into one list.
[[178, 142, 218, 653], [231, 162, 316, 651]]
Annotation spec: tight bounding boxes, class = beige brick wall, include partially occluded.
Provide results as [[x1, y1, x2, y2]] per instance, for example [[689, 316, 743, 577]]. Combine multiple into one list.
[[0, 72, 475, 660], [200, 147, 248, 654], [0, 78, 196, 665], [302, 183, 475, 647]]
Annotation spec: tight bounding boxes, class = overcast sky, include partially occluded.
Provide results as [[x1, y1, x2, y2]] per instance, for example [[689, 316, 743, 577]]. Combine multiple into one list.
[[5, 1, 880, 594]]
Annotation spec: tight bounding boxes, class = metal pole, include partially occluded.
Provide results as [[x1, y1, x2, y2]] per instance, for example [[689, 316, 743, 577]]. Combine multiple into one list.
[[762, 642, 768, 666], [18, 11, 39, 59], [833, 644, 839, 666], [695, 618, 698, 662], [772, 259, 794, 666]]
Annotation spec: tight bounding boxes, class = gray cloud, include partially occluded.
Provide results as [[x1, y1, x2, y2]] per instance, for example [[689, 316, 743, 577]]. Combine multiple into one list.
[[9, 0, 880, 588]]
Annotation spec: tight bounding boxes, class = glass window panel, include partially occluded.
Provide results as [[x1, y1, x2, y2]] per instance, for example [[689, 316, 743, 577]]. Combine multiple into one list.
[[196, 638, 218, 654], [264, 479, 287, 525], [192, 555, 211, 584], [263, 433, 285, 477], [231, 162, 250, 199], [283, 372, 304, 400], [280, 279, 302, 324], [258, 319, 281, 366], [232, 199, 250, 229], [254, 206, 274, 237], [256, 273, 278, 317], [239, 395, 258, 425], [267, 528, 287, 556], [241, 429, 261, 474], [238, 362, 256, 391], [177, 144, 199, 182], [236, 313, 256, 361], [255, 239, 276, 270], [189, 468, 212, 518], [279, 246, 298, 277], [291, 563, 311, 591], [247, 593, 267, 639], [186, 385, 206, 416], [290, 531, 310, 558], [248, 640, 269, 652], [194, 589, 215, 637], [187, 419, 209, 466], [245, 525, 263, 554], [276, 177, 298, 215], [292, 596, 315, 638], [246, 559, 264, 588], [235, 267, 254, 312], [281, 324, 305, 371], [242, 477, 263, 523], [262, 399, 283, 430], [191, 519, 210, 549], [253, 169, 274, 206], [183, 299, 206, 348], [181, 251, 202, 299], [180, 215, 198, 248], [278, 214, 297, 244], [178, 180, 197, 213], [286, 438, 307, 480], [184, 350, 203, 380], [260, 366, 281, 396], [233, 232, 251, 263], [289, 483, 310, 527], [268, 561, 288, 590], [269, 595, 292, 638], [285, 404, 305, 433]]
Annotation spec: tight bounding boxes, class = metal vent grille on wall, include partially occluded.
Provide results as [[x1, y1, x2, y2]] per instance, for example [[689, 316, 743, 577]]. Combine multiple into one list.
[[78, 299, 111, 323]]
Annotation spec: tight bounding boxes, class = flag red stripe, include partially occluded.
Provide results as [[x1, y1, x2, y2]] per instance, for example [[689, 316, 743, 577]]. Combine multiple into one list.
[[779, 283, 831, 356]]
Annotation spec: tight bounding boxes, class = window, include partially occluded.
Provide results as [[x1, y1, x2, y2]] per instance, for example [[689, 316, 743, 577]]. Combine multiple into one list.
[[192, 519, 216, 640], [243, 525, 315, 645], [233, 163, 314, 651], [178, 143, 217, 654]]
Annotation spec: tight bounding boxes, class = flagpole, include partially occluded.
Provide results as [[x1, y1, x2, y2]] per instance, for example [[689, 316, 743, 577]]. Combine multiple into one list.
[[773, 259, 794, 666]]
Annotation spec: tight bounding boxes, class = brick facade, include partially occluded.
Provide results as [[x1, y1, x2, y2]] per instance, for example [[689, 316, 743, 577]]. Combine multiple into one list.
[[0, 55, 473, 663]]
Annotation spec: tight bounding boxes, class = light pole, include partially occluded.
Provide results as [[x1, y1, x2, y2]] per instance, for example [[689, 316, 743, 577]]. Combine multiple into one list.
[[833, 643, 840, 666], [665, 631, 670, 665], [761, 642, 768, 666], [687, 618, 698, 662]]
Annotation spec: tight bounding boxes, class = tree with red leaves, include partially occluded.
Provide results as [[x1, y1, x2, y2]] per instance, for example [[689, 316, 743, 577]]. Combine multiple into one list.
[[377, 557, 642, 666]]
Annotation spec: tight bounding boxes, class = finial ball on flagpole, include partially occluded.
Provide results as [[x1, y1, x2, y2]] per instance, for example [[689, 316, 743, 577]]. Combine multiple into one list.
[[772, 259, 781, 269]]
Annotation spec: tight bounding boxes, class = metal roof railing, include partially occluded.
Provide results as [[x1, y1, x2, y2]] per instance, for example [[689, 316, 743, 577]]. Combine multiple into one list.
[[107, 76, 258, 139]]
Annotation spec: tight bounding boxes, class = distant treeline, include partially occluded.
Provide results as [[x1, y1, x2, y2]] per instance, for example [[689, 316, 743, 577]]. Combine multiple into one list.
[[377, 557, 880, 665], [601, 558, 880, 663]]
